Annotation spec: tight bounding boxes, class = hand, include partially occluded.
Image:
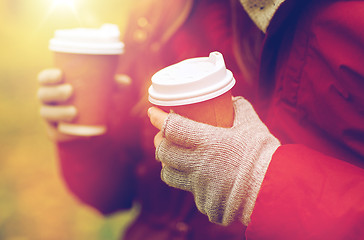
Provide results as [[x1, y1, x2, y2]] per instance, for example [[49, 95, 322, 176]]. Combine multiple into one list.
[[148, 97, 281, 226], [37, 68, 77, 142], [37, 68, 132, 142]]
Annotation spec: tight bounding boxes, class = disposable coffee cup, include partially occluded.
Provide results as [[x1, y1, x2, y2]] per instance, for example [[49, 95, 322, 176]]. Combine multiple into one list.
[[49, 24, 124, 136], [148, 52, 235, 127]]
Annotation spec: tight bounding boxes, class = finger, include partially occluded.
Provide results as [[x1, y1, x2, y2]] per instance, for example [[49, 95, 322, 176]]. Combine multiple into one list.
[[114, 74, 132, 89], [44, 122, 79, 142], [162, 113, 217, 148], [37, 84, 73, 104], [161, 166, 192, 192], [156, 138, 196, 172], [154, 131, 163, 148], [148, 107, 168, 130], [40, 105, 77, 123], [37, 68, 63, 85]]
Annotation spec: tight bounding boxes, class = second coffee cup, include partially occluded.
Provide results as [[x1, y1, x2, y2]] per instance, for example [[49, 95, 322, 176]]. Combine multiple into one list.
[[49, 24, 124, 136], [148, 52, 235, 128]]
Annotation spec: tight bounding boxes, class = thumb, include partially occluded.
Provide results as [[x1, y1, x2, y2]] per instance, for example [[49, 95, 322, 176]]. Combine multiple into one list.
[[148, 107, 168, 130]]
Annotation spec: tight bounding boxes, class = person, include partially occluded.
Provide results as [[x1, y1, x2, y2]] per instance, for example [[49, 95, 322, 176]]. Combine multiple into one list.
[[37, 0, 248, 239], [148, 0, 364, 239]]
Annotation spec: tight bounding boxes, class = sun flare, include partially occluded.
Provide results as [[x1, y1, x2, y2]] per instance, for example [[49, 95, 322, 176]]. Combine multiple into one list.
[[48, 0, 79, 17], [51, 0, 76, 9]]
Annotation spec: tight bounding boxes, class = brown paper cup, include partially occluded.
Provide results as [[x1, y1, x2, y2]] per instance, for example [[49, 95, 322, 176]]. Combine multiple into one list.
[[49, 24, 124, 136], [54, 53, 119, 136], [149, 52, 235, 127], [165, 91, 234, 127]]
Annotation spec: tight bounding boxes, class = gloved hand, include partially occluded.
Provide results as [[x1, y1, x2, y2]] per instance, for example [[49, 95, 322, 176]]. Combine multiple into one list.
[[37, 68, 131, 142], [148, 97, 281, 226]]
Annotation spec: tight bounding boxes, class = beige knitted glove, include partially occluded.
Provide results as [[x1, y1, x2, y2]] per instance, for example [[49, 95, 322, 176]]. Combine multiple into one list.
[[156, 97, 280, 226]]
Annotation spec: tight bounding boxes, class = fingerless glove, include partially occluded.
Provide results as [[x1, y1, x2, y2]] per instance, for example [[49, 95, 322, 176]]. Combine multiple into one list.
[[156, 97, 280, 225]]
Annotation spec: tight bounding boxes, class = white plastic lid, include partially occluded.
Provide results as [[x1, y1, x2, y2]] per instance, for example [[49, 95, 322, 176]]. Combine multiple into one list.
[[148, 52, 235, 106], [49, 24, 124, 55]]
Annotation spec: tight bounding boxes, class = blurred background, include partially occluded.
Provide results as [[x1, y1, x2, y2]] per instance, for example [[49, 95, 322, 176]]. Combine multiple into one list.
[[0, 0, 138, 239]]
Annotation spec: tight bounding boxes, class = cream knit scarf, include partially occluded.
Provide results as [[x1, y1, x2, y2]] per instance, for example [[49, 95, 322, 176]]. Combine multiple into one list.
[[240, 0, 286, 32]]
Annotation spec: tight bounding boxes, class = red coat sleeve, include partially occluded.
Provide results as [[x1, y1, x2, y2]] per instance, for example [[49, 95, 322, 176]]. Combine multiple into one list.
[[246, 144, 364, 239], [56, 134, 139, 215]]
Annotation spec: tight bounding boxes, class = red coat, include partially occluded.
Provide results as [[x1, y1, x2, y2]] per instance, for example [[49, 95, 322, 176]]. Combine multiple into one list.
[[55, 0, 364, 239], [245, 0, 364, 239]]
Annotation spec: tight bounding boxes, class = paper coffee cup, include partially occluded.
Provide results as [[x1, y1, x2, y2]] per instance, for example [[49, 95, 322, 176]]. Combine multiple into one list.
[[148, 52, 235, 127], [49, 24, 124, 136]]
